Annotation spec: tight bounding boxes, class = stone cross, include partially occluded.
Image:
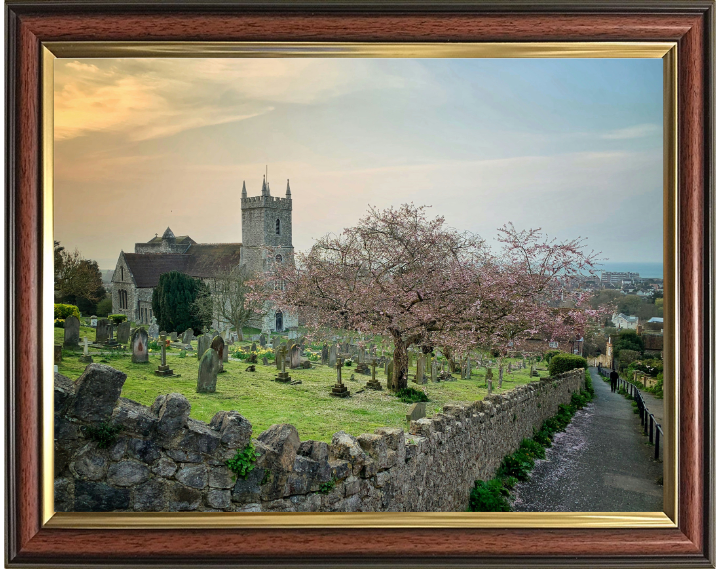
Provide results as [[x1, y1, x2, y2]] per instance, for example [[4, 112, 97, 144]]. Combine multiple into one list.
[[83, 337, 89, 356], [154, 333, 176, 376], [330, 358, 350, 397]]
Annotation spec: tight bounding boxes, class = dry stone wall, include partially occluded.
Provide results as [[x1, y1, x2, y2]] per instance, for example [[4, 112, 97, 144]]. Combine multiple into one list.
[[54, 364, 585, 513]]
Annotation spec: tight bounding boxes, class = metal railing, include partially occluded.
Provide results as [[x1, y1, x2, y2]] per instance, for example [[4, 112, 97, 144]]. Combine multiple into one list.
[[598, 367, 663, 460]]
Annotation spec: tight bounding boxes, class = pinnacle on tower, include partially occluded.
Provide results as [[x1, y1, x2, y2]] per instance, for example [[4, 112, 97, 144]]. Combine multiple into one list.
[[242, 180, 247, 199], [261, 175, 269, 196], [286, 179, 291, 198], [162, 227, 175, 240]]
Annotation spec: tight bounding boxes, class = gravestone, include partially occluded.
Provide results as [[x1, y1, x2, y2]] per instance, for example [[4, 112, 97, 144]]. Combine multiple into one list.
[[54, 345, 62, 363], [169, 331, 178, 341], [80, 337, 93, 363], [211, 336, 225, 373], [321, 344, 329, 365], [251, 343, 257, 352], [182, 328, 194, 345], [197, 334, 211, 361], [131, 327, 149, 364], [154, 338, 176, 377], [406, 402, 427, 423], [275, 345, 284, 370], [104, 323, 119, 348], [63, 315, 80, 348], [431, 360, 438, 383], [416, 354, 426, 384], [90, 315, 97, 327], [148, 321, 159, 339], [275, 346, 291, 383], [262, 357, 269, 366], [386, 360, 394, 389], [223, 343, 229, 363], [272, 336, 280, 349], [330, 359, 350, 397], [328, 344, 337, 368], [290, 344, 300, 369], [95, 319, 109, 344], [116, 321, 131, 345], [259, 334, 267, 347], [197, 348, 220, 393], [366, 359, 382, 390]]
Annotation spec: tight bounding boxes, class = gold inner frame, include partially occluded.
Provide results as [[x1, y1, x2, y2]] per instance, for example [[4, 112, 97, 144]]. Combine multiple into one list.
[[42, 41, 678, 529]]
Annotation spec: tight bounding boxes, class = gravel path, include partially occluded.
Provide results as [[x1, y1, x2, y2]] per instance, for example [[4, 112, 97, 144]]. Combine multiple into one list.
[[512, 368, 663, 512]]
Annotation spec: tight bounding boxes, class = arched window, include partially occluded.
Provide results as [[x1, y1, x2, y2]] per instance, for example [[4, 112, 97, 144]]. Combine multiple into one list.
[[275, 311, 283, 332], [120, 266, 124, 281], [275, 219, 281, 235], [275, 254, 283, 263]]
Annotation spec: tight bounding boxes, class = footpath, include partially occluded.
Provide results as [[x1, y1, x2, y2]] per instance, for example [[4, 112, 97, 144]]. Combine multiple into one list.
[[512, 368, 663, 512]]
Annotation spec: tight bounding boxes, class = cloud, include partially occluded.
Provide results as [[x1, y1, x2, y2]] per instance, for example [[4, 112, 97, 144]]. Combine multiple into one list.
[[54, 59, 389, 142], [600, 123, 661, 140]]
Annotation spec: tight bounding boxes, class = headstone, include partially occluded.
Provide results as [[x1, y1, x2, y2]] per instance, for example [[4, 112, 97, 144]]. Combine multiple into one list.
[[290, 344, 300, 369], [63, 315, 80, 348], [197, 348, 220, 393], [251, 343, 257, 352], [330, 359, 350, 397], [154, 337, 176, 376], [131, 328, 149, 364], [275, 346, 291, 383], [223, 344, 229, 363], [169, 331, 178, 341], [211, 336, 225, 373], [116, 321, 131, 345], [406, 402, 427, 423], [386, 360, 394, 389], [104, 322, 118, 348], [80, 337, 93, 363], [259, 334, 267, 347], [416, 354, 426, 384], [272, 336, 280, 349], [321, 344, 329, 365], [262, 357, 269, 366], [182, 328, 194, 345], [466, 357, 472, 379], [431, 360, 438, 383], [95, 319, 109, 344], [54, 345, 62, 363], [197, 334, 211, 361], [359, 347, 365, 364], [275, 345, 284, 370], [90, 315, 98, 327], [328, 344, 337, 368], [366, 359, 382, 390]]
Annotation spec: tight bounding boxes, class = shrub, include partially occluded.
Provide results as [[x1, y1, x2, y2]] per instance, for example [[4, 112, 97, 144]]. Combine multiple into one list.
[[148, 339, 161, 351], [548, 353, 587, 376], [226, 442, 259, 480], [318, 479, 336, 494], [96, 297, 112, 317], [108, 314, 127, 325], [543, 350, 563, 364], [468, 478, 512, 512], [396, 387, 429, 403], [179, 350, 187, 358], [54, 303, 81, 321], [344, 359, 353, 367], [497, 450, 535, 483], [81, 422, 123, 448], [519, 438, 546, 460]]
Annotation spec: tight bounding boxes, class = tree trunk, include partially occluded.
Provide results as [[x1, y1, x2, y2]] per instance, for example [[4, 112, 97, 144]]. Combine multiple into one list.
[[391, 338, 409, 391], [238, 327, 244, 342], [442, 347, 457, 373]]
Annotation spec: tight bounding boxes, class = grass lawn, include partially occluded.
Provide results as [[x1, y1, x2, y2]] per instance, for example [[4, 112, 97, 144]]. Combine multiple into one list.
[[55, 329, 547, 442]]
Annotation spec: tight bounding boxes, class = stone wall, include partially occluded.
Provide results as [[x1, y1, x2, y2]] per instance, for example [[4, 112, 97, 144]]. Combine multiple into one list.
[[54, 364, 585, 513]]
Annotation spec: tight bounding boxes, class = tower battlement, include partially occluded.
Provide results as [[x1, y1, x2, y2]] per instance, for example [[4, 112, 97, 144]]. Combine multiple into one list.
[[240, 195, 292, 210]]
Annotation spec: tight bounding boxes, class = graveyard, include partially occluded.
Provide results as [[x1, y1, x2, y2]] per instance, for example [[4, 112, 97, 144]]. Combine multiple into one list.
[[55, 323, 545, 442]]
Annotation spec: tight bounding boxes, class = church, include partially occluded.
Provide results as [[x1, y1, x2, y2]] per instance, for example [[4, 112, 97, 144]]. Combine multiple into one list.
[[111, 175, 296, 333]]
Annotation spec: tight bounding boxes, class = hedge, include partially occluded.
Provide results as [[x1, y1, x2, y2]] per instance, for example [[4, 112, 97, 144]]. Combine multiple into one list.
[[548, 353, 588, 376], [108, 314, 127, 325], [543, 349, 563, 364], [54, 303, 81, 321]]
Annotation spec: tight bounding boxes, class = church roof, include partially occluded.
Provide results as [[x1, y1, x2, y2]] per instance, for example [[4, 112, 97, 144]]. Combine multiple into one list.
[[146, 234, 196, 245], [122, 244, 242, 288]]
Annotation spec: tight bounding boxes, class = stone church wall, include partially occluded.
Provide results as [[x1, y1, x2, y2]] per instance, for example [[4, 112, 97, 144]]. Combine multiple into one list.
[[54, 364, 585, 513]]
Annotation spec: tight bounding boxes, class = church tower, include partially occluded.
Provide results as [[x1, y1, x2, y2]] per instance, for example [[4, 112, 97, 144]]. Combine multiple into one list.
[[240, 173, 295, 332]]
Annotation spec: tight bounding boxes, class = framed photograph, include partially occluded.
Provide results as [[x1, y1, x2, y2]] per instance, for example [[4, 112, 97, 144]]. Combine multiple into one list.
[[5, 0, 714, 567]]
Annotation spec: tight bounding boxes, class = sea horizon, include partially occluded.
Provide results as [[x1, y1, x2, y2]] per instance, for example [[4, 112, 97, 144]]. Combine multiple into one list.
[[597, 261, 663, 279]]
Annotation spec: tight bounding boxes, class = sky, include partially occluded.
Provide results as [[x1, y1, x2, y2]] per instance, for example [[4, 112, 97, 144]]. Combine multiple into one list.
[[53, 57, 664, 270]]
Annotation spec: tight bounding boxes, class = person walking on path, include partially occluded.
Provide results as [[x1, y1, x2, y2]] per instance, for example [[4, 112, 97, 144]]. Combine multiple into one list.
[[610, 368, 619, 393]]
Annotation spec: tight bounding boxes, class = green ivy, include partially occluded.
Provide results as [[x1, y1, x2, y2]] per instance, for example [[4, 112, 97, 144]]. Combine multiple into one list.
[[226, 442, 259, 480], [319, 479, 336, 494], [81, 422, 123, 449]]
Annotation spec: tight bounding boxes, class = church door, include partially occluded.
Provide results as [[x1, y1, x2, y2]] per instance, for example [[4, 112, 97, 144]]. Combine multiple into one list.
[[275, 311, 283, 332]]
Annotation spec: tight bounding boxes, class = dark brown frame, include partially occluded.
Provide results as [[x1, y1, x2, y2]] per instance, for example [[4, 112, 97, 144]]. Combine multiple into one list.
[[5, 0, 715, 567]]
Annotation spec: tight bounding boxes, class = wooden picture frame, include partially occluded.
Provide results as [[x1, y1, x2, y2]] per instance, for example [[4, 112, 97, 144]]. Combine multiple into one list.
[[5, 0, 714, 567]]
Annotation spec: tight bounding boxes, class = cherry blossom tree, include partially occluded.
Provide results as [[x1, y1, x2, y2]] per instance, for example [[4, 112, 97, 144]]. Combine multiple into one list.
[[263, 204, 486, 390]]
